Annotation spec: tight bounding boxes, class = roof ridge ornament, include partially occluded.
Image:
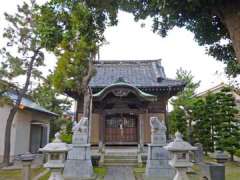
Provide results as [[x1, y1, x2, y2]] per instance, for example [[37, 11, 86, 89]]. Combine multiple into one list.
[[114, 77, 128, 84]]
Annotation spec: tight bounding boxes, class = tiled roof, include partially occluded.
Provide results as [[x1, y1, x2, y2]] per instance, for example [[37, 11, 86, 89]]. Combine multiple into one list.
[[7, 92, 57, 116], [90, 60, 185, 89]]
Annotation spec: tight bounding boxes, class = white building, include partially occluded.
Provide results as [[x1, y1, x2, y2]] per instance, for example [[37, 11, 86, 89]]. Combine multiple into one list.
[[0, 92, 56, 162], [195, 83, 240, 119]]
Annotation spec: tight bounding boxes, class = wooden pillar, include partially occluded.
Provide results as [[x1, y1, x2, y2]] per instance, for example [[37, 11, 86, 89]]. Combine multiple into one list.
[[164, 97, 170, 140], [138, 113, 144, 152], [99, 112, 105, 152]]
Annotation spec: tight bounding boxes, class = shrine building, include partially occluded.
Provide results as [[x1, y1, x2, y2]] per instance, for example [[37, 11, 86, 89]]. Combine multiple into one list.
[[69, 60, 185, 146]]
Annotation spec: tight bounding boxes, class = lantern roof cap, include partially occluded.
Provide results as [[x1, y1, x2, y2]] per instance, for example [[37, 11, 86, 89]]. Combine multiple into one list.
[[164, 131, 197, 151], [40, 132, 70, 152]]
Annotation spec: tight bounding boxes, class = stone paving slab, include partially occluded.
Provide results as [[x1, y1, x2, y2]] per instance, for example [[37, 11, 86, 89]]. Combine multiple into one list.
[[104, 166, 135, 180]]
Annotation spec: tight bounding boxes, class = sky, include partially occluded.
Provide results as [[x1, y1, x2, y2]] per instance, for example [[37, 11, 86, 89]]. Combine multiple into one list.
[[0, 0, 238, 94]]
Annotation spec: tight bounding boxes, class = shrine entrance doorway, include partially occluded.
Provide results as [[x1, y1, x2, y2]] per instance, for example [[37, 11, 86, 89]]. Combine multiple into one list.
[[105, 113, 138, 144]]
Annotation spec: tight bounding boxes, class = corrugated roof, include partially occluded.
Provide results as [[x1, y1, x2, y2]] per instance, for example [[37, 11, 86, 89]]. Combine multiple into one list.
[[7, 92, 57, 116], [90, 60, 185, 89]]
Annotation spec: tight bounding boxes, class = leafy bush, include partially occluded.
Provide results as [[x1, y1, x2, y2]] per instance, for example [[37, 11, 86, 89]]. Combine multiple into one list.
[[60, 133, 72, 144], [235, 149, 240, 157]]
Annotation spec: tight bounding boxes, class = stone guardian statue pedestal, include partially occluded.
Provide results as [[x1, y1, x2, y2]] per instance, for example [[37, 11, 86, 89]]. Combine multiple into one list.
[[145, 117, 174, 180], [64, 117, 96, 180]]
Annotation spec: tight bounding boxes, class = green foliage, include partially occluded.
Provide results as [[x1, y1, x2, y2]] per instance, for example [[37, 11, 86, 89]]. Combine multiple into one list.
[[60, 119, 73, 144], [94, 167, 107, 180], [65, 119, 73, 134], [60, 133, 72, 144], [0, 80, 12, 106], [32, 76, 71, 114], [120, 0, 240, 76], [235, 149, 240, 158], [0, 1, 45, 106], [36, 0, 116, 96], [192, 98, 213, 153], [32, 76, 72, 139], [169, 107, 187, 137], [0, 1, 47, 164], [169, 68, 200, 140], [170, 70, 240, 156], [213, 87, 240, 156], [192, 87, 240, 156], [0, 1, 44, 82]]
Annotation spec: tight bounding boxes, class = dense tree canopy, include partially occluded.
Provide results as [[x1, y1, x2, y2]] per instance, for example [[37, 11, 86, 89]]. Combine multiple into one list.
[[170, 72, 240, 158], [36, 0, 118, 93], [192, 98, 213, 154], [213, 87, 240, 160], [120, 0, 240, 76], [36, 1, 120, 120]]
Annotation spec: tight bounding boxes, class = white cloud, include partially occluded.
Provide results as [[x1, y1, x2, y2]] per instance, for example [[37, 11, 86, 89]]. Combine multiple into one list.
[[100, 11, 229, 92]]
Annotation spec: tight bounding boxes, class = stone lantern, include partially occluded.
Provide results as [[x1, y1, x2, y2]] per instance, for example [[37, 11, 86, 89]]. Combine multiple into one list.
[[40, 132, 70, 180], [164, 131, 197, 180]]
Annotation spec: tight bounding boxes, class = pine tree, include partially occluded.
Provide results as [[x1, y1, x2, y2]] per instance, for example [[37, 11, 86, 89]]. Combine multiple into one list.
[[169, 68, 200, 141], [169, 107, 187, 138], [193, 87, 240, 158], [0, 1, 45, 165], [192, 98, 213, 154], [214, 87, 240, 161]]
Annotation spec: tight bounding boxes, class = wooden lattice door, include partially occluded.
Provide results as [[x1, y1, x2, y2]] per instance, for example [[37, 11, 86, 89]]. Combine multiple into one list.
[[105, 113, 138, 144]]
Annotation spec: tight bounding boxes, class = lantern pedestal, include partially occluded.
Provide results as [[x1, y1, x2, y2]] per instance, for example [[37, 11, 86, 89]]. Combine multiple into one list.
[[44, 163, 64, 180], [64, 132, 95, 180], [19, 152, 35, 180], [173, 168, 188, 180]]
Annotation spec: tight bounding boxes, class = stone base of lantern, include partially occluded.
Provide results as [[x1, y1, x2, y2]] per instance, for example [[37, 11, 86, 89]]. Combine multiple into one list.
[[64, 160, 96, 180], [64, 144, 96, 180], [145, 144, 174, 180]]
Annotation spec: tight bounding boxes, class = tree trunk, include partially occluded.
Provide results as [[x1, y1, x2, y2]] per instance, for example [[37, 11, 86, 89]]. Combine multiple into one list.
[[83, 88, 91, 118], [88, 87, 93, 143], [81, 56, 95, 144], [230, 153, 234, 162], [204, 151, 208, 156], [2, 106, 18, 165], [75, 100, 80, 122], [220, 2, 240, 64], [2, 49, 39, 166], [82, 56, 94, 117]]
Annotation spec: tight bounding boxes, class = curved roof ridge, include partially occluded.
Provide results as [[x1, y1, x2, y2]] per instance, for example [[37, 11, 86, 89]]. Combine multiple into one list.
[[93, 82, 157, 102], [94, 59, 162, 64]]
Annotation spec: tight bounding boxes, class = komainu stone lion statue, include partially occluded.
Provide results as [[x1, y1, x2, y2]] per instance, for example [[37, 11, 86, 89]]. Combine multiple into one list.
[[72, 117, 88, 133], [150, 116, 166, 134]]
